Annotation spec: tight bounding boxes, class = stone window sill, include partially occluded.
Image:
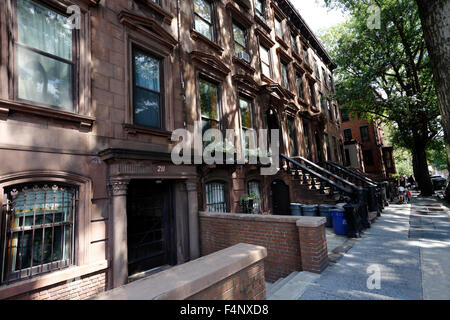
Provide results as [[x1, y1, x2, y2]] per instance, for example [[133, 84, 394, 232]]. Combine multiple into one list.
[[123, 123, 172, 138], [190, 30, 224, 55], [232, 56, 256, 73], [255, 15, 271, 34], [0, 99, 94, 131]]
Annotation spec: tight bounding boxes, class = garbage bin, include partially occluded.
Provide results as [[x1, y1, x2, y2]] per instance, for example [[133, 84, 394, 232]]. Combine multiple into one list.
[[343, 204, 363, 238], [319, 204, 335, 228], [302, 204, 318, 216], [290, 203, 302, 216], [330, 209, 347, 235]]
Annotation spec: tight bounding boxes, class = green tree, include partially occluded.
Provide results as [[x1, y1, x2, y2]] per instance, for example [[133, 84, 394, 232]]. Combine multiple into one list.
[[322, 0, 441, 195]]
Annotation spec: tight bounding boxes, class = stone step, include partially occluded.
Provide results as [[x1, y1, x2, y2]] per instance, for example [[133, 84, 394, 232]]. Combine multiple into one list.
[[268, 271, 321, 300], [267, 272, 299, 297]]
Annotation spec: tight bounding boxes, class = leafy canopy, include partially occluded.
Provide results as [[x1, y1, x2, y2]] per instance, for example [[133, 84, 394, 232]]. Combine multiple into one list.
[[320, 0, 441, 148]]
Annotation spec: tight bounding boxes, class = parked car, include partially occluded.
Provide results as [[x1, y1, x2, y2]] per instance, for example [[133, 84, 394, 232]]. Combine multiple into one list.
[[431, 175, 447, 190], [445, 181, 450, 203]]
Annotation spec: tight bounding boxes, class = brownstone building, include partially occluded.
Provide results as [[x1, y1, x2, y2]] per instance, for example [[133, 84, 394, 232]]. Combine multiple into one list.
[[0, 0, 343, 300], [340, 110, 396, 178]]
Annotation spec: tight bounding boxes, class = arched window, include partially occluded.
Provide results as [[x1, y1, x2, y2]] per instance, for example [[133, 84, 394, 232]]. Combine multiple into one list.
[[205, 182, 227, 212], [1, 182, 76, 283]]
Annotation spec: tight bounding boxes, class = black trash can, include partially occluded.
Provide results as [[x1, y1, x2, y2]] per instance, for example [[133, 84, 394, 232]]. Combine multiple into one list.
[[343, 204, 363, 238]]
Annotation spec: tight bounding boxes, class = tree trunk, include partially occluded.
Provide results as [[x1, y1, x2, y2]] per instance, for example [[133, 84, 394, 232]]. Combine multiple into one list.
[[412, 139, 434, 196], [416, 0, 450, 173]]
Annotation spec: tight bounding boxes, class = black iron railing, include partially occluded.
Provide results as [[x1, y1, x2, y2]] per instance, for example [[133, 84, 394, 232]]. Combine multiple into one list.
[[280, 154, 362, 202]]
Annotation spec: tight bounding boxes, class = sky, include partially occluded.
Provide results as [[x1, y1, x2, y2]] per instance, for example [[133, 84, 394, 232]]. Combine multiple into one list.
[[290, 0, 348, 36]]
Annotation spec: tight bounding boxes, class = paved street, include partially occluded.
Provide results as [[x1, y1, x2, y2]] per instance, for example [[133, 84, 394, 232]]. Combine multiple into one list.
[[297, 194, 450, 300]]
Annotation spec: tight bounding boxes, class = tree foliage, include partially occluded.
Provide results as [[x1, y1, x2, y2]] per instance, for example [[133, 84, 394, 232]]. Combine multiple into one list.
[[321, 0, 441, 194]]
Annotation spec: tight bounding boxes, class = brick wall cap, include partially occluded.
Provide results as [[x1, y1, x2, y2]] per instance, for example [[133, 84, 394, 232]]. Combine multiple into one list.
[[200, 211, 303, 224], [91, 243, 267, 300], [296, 216, 327, 227]]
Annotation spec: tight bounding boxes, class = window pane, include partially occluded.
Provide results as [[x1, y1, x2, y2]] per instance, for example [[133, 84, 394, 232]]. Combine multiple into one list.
[[7, 184, 73, 276], [240, 98, 252, 129], [291, 34, 298, 52], [233, 24, 246, 48], [255, 0, 263, 15], [194, 16, 212, 40], [260, 46, 269, 64], [17, 46, 73, 111], [17, 0, 73, 60], [275, 18, 282, 38], [281, 63, 289, 88], [199, 80, 218, 120], [288, 117, 297, 155], [297, 75, 304, 98], [206, 182, 226, 212], [134, 87, 160, 127], [194, 0, 212, 22], [248, 181, 261, 211], [135, 51, 160, 92]]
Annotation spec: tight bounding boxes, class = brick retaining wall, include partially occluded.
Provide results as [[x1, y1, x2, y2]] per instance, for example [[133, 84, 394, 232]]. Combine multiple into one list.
[[199, 212, 329, 282]]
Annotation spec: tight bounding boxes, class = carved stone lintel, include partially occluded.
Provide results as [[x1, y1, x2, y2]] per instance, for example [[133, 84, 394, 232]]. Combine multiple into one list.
[[108, 180, 130, 196]]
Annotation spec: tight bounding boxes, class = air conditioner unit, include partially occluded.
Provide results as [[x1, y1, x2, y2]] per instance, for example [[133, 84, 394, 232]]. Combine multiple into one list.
[[237, 51, 251, 64]]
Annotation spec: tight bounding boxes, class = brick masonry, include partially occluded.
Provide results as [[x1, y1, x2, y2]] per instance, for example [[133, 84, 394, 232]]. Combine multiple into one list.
[[199, 212, 329, 282], [297, 223, 329, 273], [188, 261, 266, 300], [8, 271, 107, 300]]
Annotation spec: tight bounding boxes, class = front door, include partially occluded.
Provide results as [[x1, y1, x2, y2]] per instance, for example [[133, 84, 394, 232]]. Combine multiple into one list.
[[127, 180, 175, 276], [271, 180, 290, 215]]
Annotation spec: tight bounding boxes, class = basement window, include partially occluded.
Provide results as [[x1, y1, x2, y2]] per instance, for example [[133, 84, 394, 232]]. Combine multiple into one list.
[[1, 183, 76, 284]]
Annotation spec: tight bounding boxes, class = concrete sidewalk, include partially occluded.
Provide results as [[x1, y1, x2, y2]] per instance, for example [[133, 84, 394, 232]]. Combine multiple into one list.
[[294, 195, 450, 300]]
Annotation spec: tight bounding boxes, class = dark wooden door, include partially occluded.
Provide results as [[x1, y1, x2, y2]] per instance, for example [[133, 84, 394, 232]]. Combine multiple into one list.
[[127, 180, 175, 276], [271, 180, 290, 215]]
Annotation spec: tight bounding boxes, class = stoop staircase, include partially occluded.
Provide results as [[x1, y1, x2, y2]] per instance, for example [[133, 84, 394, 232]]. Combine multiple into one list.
[[266, 271, 321, 300], [280, 154, 364, 205]]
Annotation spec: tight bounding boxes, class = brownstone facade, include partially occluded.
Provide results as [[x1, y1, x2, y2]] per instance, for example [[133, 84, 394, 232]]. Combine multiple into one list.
[[0, 0, 342, 299]]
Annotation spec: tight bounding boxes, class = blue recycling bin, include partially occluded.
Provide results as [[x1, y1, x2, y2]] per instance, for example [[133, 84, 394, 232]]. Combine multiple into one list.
[[290, 203, 302, 216], [302, 204, 318, 216], [319, 204, 335, 228], [330, 209, 347, 235]]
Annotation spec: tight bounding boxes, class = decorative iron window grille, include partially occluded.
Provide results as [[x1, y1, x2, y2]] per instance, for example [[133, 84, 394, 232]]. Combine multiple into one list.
[[1, 183, 77, 284], [205, 182, 227, 212]]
